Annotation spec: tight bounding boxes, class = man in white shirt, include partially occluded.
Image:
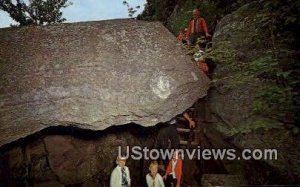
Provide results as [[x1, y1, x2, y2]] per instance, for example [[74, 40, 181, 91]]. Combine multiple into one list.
[[110, 156, 131, 187], [146, 161, 165, 187]]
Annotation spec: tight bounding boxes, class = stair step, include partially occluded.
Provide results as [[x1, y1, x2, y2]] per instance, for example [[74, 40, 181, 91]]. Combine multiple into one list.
[[176, 128, 191, 133], [176, 128, 200, 133], [180, 140, 198, 146]]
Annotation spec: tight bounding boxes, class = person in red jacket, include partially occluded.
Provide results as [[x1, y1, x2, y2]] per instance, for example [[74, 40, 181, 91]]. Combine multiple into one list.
[[163, 150, 183, 187], [176, 28, 188, 44], [186, 8, 210, 46]]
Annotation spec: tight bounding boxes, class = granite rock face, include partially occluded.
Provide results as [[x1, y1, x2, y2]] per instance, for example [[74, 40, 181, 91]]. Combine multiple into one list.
[[0, 19, 210, 146], [0, 125, 157, 186], [208, 2, 300, 181]]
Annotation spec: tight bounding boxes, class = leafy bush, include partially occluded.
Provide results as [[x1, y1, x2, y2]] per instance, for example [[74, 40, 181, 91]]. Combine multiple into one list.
[[227, 120, 281, 136]]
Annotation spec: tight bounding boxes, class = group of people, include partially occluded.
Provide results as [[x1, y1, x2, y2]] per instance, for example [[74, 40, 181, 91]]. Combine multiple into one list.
[[110, 108, 196, 187], [110, 8, 212, 187], [110, 108, 195, 187], [110, 150, 182, 187], [177, 8, 215, 76]]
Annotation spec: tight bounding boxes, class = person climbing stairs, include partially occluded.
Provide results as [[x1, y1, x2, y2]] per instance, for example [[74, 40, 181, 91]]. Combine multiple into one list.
[[176, 108, 201, 149]]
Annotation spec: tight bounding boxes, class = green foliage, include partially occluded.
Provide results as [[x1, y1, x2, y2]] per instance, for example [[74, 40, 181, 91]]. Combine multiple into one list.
[[138, 0, 178, 23], [139, 0, 219, 34], [123, 0, 141, 18], [0, 0, 71, 26], [208, 0, 300, 131], [212, 52, 296, 123], [197, 0, 219, 30], [167, 0, 219, 34], [247, 53, 298, 127], [217, 120, 282, 136], [253, 83, 294, 118], [205, 41, 237, 64], [208, 48, 297, 133], [262, 0, 300, 27], [139, 0, 300, 131], [292, 127, 300, 135], [167, 10, 192, 34], [246, 54, 294, 83], [228, 120, 281, 136]]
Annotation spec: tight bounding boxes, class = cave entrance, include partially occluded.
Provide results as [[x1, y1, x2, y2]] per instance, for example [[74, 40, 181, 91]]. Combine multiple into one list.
[[0, 98, 231, 187]]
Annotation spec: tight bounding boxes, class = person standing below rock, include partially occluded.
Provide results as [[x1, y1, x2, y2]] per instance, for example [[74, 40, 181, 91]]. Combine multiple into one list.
[[186, 8, 210, 46], [146, 161, 165, 187], [163, 150, 183, 187], [110, 156, 131, 187]]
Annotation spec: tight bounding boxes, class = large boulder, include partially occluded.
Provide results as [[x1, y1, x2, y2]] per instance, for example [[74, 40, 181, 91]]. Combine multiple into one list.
[[0, 19, 210, 147]]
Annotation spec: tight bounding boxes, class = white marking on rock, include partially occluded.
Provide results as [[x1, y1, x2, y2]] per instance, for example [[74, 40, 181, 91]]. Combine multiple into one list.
[[151, 74, 171, 99], [191, 72, 199, 81]]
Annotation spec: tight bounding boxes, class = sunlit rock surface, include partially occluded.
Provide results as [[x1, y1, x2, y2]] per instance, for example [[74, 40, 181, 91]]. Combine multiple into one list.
[[0, 19, 210, 146]]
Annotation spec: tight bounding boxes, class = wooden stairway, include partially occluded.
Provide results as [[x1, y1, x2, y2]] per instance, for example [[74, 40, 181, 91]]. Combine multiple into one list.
[[176, 127, 200, 148]]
